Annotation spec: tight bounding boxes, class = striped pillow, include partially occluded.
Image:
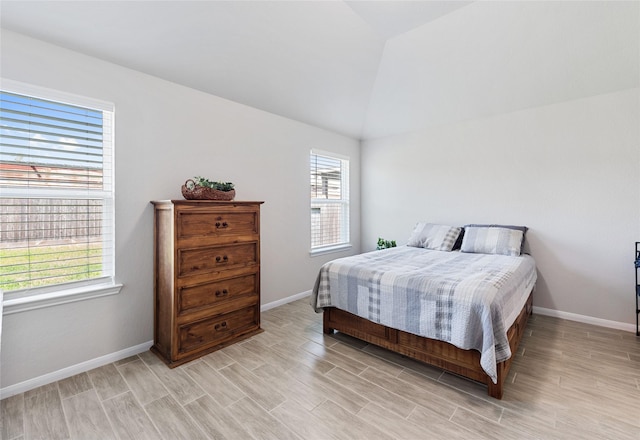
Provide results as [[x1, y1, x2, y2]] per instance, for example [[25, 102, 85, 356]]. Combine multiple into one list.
[[406, 223, 462, 251], [461, 226, 525, 256]]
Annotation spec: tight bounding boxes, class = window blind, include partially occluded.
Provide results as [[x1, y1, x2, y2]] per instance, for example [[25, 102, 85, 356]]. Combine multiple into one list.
[[310, 151, 349, 249], [0, 88, 115, 293]]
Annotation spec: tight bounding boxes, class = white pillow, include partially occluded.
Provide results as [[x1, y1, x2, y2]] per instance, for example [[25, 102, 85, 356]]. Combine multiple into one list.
[[461, 226, 524, 256], [406, 223, 462, 251]]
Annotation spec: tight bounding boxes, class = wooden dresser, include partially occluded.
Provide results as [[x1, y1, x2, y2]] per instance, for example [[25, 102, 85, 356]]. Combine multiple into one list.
[[150, 200, 264, 367]]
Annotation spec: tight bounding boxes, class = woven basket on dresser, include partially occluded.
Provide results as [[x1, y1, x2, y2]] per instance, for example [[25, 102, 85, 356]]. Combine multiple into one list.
[[181, 179, 236, 201]]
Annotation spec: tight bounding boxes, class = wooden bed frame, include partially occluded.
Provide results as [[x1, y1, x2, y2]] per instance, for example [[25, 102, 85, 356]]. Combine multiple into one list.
[[323, 291, 533, 399]]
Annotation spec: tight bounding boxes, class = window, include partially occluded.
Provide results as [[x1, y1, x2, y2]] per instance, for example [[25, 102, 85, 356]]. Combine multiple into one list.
[[310, 150, 350, 253], [0, 80, 120, 312]]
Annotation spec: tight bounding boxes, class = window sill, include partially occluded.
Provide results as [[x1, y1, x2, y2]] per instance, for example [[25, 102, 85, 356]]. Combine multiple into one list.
[[2, 282, 123, 315], [310, 244, 353, 257]]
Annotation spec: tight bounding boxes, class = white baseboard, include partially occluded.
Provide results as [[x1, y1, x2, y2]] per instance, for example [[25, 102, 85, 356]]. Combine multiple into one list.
[[2, 300, 633, 399], [261, 290, 312, 312], [260, 293, 638, 333], [532, 306, 636, 333], [0, 340, 153, 400], [0, 292, 313, 399]]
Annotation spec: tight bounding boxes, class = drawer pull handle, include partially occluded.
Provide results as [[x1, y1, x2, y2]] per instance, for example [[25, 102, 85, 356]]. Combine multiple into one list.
[[214, 321, 228, 331], [215, 289, 229, 297], [215, 255, 228, 263], [215, 221, 229, 229]]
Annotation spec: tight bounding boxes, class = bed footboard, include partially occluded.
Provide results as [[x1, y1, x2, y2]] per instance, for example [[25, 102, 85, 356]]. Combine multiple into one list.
[[323, 291, 533, 399]]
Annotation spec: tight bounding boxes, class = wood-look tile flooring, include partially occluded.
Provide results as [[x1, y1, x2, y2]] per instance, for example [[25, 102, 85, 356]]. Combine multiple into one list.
[[2, 298, 639, 440]]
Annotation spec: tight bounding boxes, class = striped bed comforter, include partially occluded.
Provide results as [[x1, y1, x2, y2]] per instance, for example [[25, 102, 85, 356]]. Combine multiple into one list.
[[311, 246, 537, 382]]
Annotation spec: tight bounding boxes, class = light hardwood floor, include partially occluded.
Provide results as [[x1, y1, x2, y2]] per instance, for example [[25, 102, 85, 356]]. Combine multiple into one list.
[[2, 298, 639, 440]]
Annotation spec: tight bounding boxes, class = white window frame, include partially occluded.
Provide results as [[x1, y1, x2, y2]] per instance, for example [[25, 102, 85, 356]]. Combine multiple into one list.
[[1, 79, 122, 315], [309, 149, 351, 256]]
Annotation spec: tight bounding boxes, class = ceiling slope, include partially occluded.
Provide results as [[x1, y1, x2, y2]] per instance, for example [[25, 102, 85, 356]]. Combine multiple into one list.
[[363, 1, 640, 139], [1, 1, 638, 140]]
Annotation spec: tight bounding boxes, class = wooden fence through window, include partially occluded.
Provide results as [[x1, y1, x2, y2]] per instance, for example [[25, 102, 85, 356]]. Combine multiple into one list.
[[0, 198, 104, 246]]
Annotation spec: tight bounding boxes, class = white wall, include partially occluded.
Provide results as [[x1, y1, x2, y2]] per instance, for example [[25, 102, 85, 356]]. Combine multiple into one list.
[[362, 88, 640, 327], [0, 30, 361, 390]]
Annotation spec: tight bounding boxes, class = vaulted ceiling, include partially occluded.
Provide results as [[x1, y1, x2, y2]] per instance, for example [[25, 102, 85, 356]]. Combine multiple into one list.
[[1, 1, 638, 140]]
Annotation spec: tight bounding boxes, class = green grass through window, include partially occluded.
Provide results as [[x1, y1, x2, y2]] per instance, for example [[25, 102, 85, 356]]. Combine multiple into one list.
[[0, 243, 103, 291]]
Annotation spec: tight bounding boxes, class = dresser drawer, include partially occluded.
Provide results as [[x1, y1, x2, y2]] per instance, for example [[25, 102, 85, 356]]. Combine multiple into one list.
[[178, 242, 258, 278], [178, 306, 259, 354], [178, 273, 258, 316], [177, 208, 258, 242]]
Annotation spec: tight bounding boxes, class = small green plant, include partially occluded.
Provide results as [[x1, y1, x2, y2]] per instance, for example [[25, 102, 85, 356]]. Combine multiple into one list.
[[376, 237, 397, 250], [193, 176, 235, 191]]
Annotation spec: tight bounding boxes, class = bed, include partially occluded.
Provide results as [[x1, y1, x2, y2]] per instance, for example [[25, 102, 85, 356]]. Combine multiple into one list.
[[311, 223, 537, 399]]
